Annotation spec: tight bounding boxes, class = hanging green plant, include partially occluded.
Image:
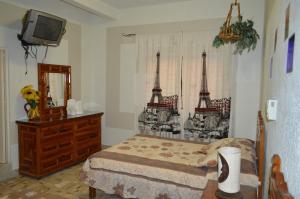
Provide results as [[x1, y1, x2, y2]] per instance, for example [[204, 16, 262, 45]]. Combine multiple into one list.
[[213, 19, 260, 54], [212, 0, 260, 54]]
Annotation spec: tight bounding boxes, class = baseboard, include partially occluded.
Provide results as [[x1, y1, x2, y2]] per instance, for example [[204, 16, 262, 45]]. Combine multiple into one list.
[[0, 163, 18, 181], [10, 144, 19, 170]]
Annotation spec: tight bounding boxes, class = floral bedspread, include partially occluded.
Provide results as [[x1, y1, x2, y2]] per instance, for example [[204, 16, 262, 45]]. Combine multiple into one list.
[[81, 135, 258, 199]]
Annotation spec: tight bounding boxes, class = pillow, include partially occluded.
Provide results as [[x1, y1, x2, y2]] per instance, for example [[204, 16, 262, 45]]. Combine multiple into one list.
[[197, 138, 256, 168], [197, 151, 219, 168], [224, 138, 256, 163], [235, 138, 255, 147], [207, 138, 234, 153], [197, 138, 233, 168]]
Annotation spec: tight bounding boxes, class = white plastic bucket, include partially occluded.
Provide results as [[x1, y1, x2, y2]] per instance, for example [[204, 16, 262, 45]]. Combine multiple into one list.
[[217, 147, 241, 193]]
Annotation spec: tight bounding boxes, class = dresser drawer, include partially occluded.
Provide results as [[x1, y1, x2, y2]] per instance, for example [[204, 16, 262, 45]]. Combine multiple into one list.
[[41, 142, 59, 157], [76, 142, 101, 161], [75, 128, 100, 145], [76, 146, 90, 161], [76, 117, 100, 131], [58, 139, 73, 150], [41, 138, 73, 158], [17, 112, 103, 178], [41, 122, 73, 142], [40, 157, 58, 174], [58, 152, 74, 167], [89, 142, 101, 154]]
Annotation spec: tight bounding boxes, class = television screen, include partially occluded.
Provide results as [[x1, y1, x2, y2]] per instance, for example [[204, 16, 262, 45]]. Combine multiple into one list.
[[33, 15, 63, 42], [19, 9, 66, 46]]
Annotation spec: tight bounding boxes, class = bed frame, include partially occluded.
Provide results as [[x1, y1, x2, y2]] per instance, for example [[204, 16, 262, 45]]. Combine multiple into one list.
[[269, 155, 294, 199], [256, 111, 265, 199], [89, 111, 266, 199]]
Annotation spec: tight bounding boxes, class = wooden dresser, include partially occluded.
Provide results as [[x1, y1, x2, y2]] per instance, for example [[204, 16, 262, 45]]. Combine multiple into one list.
[[16, 112, 103, 178]]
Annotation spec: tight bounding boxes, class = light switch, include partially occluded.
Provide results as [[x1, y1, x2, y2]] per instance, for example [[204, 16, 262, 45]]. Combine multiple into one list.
[[266, 100, 278, 121]]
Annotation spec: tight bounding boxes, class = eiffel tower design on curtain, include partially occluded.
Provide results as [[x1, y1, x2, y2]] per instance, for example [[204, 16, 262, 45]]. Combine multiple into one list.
[[184, 51, 230, 142], [148, 52, 164, 106], [195, 51, 217, 112], [139, 51, 181, 138]]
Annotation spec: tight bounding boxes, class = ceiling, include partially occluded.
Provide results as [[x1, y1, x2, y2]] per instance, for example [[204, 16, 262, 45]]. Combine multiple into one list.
[[0, 0, 193, 25], [100, 0, 192, 9]]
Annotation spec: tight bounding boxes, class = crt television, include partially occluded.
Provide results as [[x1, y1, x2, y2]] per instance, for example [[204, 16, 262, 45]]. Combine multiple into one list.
[[19, 9, 66, 46]]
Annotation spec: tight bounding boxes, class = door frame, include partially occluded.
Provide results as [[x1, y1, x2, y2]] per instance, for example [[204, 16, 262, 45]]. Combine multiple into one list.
[[0, 47, 9, 164]]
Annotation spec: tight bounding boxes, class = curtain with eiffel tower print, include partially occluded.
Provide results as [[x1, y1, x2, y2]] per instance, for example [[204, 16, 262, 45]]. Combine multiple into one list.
[[136, 32, 233, 142], [136, 33, 182, 138]]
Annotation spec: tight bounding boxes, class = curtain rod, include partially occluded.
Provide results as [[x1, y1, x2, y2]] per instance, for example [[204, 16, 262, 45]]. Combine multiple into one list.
[[121, 31, 186, 37], [121, 33, 136, 37]]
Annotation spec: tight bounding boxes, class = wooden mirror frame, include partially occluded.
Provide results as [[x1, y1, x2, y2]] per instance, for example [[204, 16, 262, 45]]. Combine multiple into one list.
[[38, 63, 71, 120]]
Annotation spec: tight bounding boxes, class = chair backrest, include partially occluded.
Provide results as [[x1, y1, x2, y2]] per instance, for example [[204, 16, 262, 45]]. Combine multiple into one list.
[[268, 155, 294, 199]]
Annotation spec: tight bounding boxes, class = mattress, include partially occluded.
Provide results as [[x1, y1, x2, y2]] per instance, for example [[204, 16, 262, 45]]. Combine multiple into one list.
[[81, 134, 258, 199]]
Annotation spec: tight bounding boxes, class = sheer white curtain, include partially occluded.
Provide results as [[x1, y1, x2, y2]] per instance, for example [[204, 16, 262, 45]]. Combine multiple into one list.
[[136, 31, 233, 125], [181, 32, 233, 121], [136, 33, 182, 109]]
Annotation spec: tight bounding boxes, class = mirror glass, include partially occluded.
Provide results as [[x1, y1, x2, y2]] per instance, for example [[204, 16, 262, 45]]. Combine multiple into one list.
[[46, 73, 66, 108]]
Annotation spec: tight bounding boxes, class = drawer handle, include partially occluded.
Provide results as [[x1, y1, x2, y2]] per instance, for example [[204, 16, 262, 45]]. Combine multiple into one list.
[[89, 133, 97, 138], [78, 123, 88, 128], [59, 142, 71, 148], [59, 128, 70, 133], [89, 120, 96, 125], [78, 149, 89, 155], [90, 118, 100, 125], [43, 145, 57, 152], [59, 155, 71, 162]]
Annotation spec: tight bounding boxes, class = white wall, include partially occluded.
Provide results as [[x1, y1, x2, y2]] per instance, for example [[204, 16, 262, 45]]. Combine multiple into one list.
[[0, 26, 69, 168], [81, 23, 106, 114], [100, 0, 265, 145], [0, 0, 104, 171], [261, 0, 300, 198]]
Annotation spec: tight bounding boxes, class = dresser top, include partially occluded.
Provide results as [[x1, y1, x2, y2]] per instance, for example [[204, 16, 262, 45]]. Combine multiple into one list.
[[16, 112, 104, 126]]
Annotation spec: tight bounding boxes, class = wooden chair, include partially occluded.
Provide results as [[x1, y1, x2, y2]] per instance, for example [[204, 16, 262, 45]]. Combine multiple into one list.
[[268, 155, 294, 199]]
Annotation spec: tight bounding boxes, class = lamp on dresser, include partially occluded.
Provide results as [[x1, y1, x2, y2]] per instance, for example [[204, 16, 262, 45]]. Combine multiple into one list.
[[16, 63, 103, 178]]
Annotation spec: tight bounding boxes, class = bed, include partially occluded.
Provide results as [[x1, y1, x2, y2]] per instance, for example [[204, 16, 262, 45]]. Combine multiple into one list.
[[81, 111, 265, 199]]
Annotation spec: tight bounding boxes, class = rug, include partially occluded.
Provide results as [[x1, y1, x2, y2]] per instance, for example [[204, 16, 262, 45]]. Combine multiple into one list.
[[0, 163, 122, 199]]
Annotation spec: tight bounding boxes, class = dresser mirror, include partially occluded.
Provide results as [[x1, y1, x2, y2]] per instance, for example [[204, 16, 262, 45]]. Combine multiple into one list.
[[38, 63, 71, 120], [46, 73, 66, 107]]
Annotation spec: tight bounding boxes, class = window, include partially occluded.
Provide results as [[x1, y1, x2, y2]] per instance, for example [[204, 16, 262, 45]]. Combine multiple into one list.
[[136, 32, 233, 124]]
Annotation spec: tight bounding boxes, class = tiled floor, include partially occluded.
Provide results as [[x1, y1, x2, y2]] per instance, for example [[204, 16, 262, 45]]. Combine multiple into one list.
[[0, 163, 122, 199]]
